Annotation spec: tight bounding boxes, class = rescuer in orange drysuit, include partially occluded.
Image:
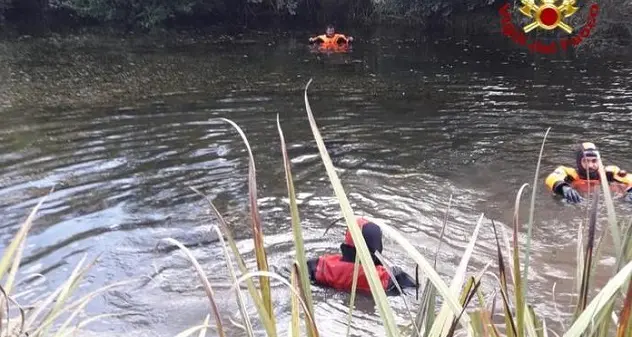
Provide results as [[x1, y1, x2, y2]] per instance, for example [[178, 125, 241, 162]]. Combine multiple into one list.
[[306, 217, 417, 295], [544, 142, 632, 203], [308, 24, 354, 47]]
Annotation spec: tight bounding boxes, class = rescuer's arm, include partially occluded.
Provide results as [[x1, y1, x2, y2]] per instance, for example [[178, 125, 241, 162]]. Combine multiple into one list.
[[545, 166, 582, 203], [308, 35, 324, 43], [606, 165, 632, 201], [333, 34, 353, 44]]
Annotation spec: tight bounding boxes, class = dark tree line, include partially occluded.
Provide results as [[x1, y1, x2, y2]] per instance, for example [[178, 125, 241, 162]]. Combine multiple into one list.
[[0, 0, 629, 51], [0, 0, 502, 32]]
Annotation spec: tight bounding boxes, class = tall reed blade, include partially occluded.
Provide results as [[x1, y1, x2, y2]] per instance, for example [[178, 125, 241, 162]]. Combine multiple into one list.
[[276, 114, 316, 322], [303, 78, 400, 337], [291, 262, 320, 337], [210, 225, 255, 337], [428, 213, 484, 337], [189, 187, 276, 336], [345, 255, 361, 337], [231, 270, 319, 335], [34, 254, 102, 337], [364, 216, 474, 332], [415, 276, 437, 337], [290, 266, 301, 337], [616, 220, 632, 274], [564, 260, 632, 337], [576, 191, 599, 314], [160, 238, 226, 337], [524, 127, 550, 304], [595, 151, 620, 256], [513, 183, 528, 337], [475, 287, 502, 337], [446, 276, 483, 336], [491, 220, 518, 337], [217, 118, 273, 321], [616, 278, 632, 337], [435, 194, 453, 269]]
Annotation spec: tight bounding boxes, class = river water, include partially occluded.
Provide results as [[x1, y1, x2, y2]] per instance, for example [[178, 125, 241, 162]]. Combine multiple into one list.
[[1, 28, 632, 336]]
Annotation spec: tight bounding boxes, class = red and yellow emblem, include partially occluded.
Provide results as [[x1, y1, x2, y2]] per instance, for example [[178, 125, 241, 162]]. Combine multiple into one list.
[[519, 0, 578, 33]]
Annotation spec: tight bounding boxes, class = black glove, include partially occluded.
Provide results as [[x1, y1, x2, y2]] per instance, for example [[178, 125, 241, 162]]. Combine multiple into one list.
[[390, 266, 417, 288], [562, 185, 582, 203]]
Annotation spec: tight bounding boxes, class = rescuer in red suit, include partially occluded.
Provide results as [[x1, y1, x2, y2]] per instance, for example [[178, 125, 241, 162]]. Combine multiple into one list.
[[306, 217, 417, 295]]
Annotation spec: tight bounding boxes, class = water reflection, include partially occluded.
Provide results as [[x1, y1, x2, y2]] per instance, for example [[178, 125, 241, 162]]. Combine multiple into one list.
[[1, 31, 632, 336]]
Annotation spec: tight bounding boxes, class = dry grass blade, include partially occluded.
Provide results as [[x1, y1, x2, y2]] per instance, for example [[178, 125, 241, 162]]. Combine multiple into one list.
[[217, 117, 273, 321], [26, 254, 100, 336], [616, 220, 632, 274], [428, 213, 484, 337], [50, 279, 138, 336], [0, 186, 54, 284], [0, 284, 9, 337], [345, 255, 361, 337], [563, 259, 632, 337], [291, 262, 319, 337], [616, 279, 632, 337], [542, 317, 549, 337], [303, 78, 400, 337], [290, 266, 301, 337], [446, 275, 483, 336], [575, 220, 585, 306], [475, 287, 502, 337], [417, 280, 437, 337], [413, 195, 453, 336], [276, 114, 316, 321], [175, 324, 215, 337], [159, 238, 226, 337], [198, 314, 211, 337], [230, 270, 319, 335], [55, 312, 143, 337], [209, 225, 255, 337], [435, 194, 453, 269], [0, 284, 25, 337], [364, 216, 474, 333], [189, 186, 275, 336], [551, 283, 566, 332]]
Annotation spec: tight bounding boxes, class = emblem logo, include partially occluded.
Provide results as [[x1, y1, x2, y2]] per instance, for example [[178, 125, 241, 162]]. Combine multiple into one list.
[[519, 0, 578, 33], [499, 1, 599, 54]]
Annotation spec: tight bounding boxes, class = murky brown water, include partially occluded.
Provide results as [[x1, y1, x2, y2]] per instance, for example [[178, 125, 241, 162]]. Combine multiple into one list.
[[1, 29, 632, 336]]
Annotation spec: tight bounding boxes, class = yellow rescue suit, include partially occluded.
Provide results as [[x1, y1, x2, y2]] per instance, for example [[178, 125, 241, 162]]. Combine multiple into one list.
[[545, 165, 632, 196]]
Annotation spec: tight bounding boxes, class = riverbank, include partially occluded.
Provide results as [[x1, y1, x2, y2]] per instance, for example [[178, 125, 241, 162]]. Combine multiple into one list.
[[1, 22, 631, 112]]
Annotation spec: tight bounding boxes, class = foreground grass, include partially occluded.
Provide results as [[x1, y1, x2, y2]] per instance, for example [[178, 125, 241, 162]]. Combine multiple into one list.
[[1, 79, 631, 336]]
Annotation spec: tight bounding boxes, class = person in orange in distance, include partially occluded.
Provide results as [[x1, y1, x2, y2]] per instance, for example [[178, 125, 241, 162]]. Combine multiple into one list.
[[306, 216, 417, 295], [308, 24, 354, 46], [544, 142, 632, 203]]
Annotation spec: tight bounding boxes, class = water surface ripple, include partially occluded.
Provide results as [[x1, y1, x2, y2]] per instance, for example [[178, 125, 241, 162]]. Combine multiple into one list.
[[1, 33, 632, 336]]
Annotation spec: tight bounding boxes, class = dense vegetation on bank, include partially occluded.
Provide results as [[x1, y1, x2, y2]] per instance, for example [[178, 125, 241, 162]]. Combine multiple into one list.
[[0, 0, 496, 30], [0, 0, 630, 46]]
